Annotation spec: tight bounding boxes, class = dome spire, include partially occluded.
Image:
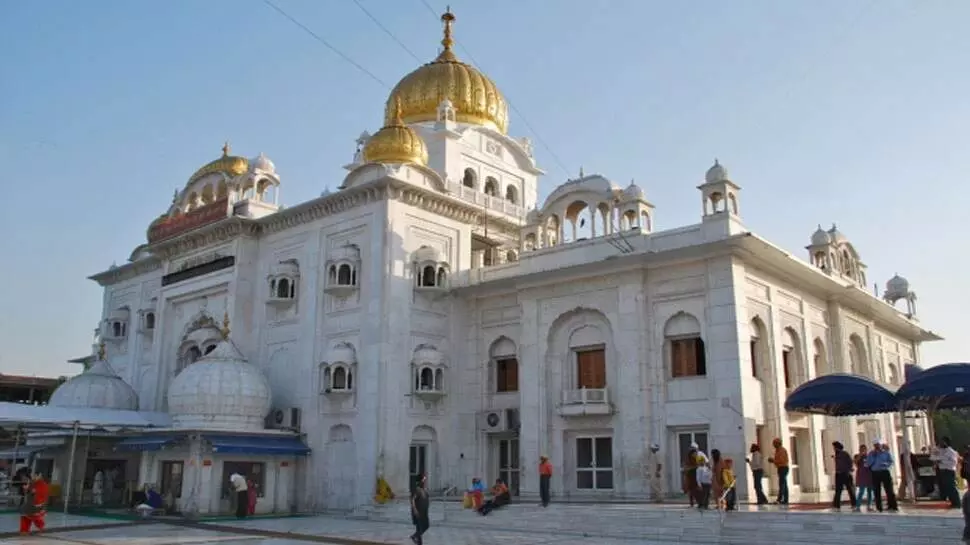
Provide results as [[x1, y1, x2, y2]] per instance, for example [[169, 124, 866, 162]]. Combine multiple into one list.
[[391, 97, 405, 126], [222, 141, 231, 157], [437, 7, 457, 62], [220, 311, 231, 340]]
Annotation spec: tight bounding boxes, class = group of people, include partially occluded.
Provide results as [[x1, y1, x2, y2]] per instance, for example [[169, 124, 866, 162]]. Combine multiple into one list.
[[228, 472, 257, 519], [681, 443, 738, 510]]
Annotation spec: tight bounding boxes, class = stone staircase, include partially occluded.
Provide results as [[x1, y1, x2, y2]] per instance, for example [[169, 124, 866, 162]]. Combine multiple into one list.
[[363, 500, 963, 544]]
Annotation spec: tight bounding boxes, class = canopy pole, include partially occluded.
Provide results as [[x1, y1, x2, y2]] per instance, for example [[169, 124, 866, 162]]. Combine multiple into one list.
[[899, 405, 916, 502], [63, 422, 80, 514], [10, 426, 22, 475]]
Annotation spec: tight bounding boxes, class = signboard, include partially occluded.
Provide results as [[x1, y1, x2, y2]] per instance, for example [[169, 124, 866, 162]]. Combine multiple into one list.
[[148, 198, 231, 244]]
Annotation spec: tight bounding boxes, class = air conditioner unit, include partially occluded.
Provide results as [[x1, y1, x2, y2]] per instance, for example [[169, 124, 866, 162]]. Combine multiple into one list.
[[266, 407, 302, 431], [480, 410, 506, 433]]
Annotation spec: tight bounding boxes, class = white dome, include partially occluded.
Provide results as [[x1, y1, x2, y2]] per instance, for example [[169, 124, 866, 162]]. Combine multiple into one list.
[[413, 344, 445, 367], [49, 360, 138, 411], [167, 340, 272, 431], [623, 180, 645, 201], [811, 225, 832, 246], [827, 223, 848, 244], [705, 160, 729, 184], [413, 245, 443, 264], [886, 274, 910, 295], [251, 153, 276, 173]]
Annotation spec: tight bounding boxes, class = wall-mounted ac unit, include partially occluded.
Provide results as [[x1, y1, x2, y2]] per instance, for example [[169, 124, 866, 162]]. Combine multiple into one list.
[[480, 410, 506, 433], [266, 407, 302, 431]]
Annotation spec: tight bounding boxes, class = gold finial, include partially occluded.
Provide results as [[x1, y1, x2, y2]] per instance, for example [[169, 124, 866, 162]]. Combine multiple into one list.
[[222, 141, 231, 157], [436, 7, 457, 61], [579, 166, 585, 178], [172, 188, 179, 203], [220, 311, 231, 340], [97, 341, 106, 361]]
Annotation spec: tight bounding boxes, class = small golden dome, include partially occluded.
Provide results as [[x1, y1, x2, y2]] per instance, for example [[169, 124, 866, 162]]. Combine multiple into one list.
[[384, 9, 509, 134], [188, 142, 249, 185], [363, 100, 429, 166]]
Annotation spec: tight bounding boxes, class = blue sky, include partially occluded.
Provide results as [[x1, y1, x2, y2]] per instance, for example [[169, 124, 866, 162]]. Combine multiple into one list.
[[1, 0, 966, 377]]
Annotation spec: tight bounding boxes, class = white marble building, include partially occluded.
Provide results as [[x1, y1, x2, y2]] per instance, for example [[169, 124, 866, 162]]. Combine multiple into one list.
[[48, 9, 938, 512]]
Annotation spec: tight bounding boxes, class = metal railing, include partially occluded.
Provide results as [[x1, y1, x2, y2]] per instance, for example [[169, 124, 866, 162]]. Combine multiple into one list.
[[561, 387, 609, 405]]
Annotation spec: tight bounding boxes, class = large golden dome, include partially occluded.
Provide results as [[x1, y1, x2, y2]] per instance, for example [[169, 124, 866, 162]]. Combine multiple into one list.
[[363, 99, 429, 166], [384, 9, 509, 134], [188, 143, 249, 184]]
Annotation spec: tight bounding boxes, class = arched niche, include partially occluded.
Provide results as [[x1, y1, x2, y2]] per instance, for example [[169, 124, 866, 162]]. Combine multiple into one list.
[[663, 312, 705, 378], [749, 317, 770, 381], [325, 424, 357, 510], [546, 307, 614, 398], [812, 338, 829, 377], [848, 334, 869, 376], [409, 425, 438, 492], [780, 327, 804, 390]]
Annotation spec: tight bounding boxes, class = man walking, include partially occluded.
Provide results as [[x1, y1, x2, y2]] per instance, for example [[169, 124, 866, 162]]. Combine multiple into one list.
[[931, 436, 961, 508], [410, 472, 430, 545], [539, 455, 552, 507], [831, 441, 857, 510]]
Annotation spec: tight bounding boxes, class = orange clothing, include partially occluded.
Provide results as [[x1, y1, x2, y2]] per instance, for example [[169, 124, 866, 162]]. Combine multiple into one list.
[[539, 462, 553, 476], [773, 446, 790, 468], [492, 483, 509, 496], [32, 480, 49, 506]]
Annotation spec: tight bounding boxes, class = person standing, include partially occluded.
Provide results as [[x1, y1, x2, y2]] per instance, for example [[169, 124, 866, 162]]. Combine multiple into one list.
[[930, 436, 961, 508], [645, 443, 664, 502], [746, 443, 769, 505], [855, 444, 873, 511], [92, 470, 105, 507], [19, 472, 48, 535], [538, 455, 553, 507], [246, 478, 257, 515], [866, 440, 898, 512], [410, 473, 430, 545], [229, 473, 248, 519], [767, 438, 790, 505], [831, 442, 857, 510]]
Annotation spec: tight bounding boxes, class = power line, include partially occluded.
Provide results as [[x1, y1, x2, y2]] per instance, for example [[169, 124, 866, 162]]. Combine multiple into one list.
[[416, 0, 571, 178], [262, 0, 389, 89], [350, 0, 422, 63]]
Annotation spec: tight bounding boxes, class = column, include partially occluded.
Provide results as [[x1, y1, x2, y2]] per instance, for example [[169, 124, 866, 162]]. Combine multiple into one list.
[[517, 297, 542, 496], [614, 282, 647, 496]]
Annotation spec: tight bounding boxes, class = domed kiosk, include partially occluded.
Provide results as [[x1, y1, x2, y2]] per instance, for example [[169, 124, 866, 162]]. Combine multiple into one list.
[[113, 313, 310, 516], [49, 346, 138, 411]]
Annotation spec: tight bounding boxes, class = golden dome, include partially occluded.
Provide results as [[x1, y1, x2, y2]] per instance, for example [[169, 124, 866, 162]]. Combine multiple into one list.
[[188, 142, 249, 184], [384, 9, 509, 134], [363, 99, 429, 166]]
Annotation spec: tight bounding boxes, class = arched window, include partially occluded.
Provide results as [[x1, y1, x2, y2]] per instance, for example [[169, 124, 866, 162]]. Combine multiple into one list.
[[332, 366, 348, 390], [418, 367, 435, 390], [436, 267, 447, 287], [484, 177, 498, 197], [145, 312, 156, 330], [187, 346, 202, 364], [337, 264, 353, 285], [505, 185, 518, 204], [112, 322, 122, 338], [462, 168, 477, 189], [204, 344, 217, 355], [665, 313, 706, 378], [276, 278, 291, 299], [421, 266, 436, 287]]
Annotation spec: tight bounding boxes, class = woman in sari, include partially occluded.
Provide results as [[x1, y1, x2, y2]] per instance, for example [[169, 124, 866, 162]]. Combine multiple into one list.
[[711, 449, 725, 507], [246, 479, 257, 516]]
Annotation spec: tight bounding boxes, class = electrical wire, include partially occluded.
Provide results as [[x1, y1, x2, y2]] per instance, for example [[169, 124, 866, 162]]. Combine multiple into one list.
[[262, 0, 389, 89], [416, 0, 571, 178], [350, 0, 423, 63]]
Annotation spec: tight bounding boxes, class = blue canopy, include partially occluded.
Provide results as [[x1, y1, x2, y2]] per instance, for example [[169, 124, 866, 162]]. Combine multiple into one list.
[[785, 373, 898, 416], [904, 364, 924, 383], [203, 435, 310, 456], [115, 435, 181, 452], [896, 362, 970, 410]]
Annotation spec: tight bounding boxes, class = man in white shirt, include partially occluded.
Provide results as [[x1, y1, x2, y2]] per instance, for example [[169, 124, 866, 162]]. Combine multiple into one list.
[[229, 473, 249, 518], [931, 436, 961, 508]]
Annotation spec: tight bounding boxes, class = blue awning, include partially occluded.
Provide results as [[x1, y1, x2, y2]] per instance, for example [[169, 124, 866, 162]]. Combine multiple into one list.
[[896, 362, 970, 410], [904, 364, 925, 383], [785, 373, 898, 416], [114, 435, 180, 452], [204, 435, 310, 456]]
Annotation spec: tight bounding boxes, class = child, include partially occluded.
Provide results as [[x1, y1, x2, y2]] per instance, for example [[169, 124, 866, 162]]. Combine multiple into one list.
[[696, 462, 713, 509], [722, 458, 737, 511]]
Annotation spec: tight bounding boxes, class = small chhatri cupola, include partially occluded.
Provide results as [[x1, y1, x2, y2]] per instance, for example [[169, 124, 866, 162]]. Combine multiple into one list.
[[698, 159, 741, 218], [412, 245, 450, 293], [320, 342, 357, 395], [105, 307, 130, 341], [325, 243, 362, 297], [267, 259, 300, 306], [49, 342, 138, 411], [412, 344, 447, 400]]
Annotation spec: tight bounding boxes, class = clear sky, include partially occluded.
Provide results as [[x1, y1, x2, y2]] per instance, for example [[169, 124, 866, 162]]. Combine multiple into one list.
[[1, 0, 966, 377]]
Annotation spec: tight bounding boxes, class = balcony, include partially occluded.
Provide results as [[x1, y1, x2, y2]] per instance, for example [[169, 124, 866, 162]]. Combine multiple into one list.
[[559, 387, 612, 417], [445, 181, 525, 219]]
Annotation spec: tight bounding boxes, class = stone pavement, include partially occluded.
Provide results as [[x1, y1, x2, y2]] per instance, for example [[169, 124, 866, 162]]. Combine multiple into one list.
[[0, 502, 963, 545]]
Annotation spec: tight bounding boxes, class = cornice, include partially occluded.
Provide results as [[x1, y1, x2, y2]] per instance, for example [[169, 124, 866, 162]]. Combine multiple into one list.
[[93, 172, 525, 286]]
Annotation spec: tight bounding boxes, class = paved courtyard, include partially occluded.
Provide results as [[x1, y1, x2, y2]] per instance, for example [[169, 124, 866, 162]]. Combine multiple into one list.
[[0, 502, 961, 545]]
